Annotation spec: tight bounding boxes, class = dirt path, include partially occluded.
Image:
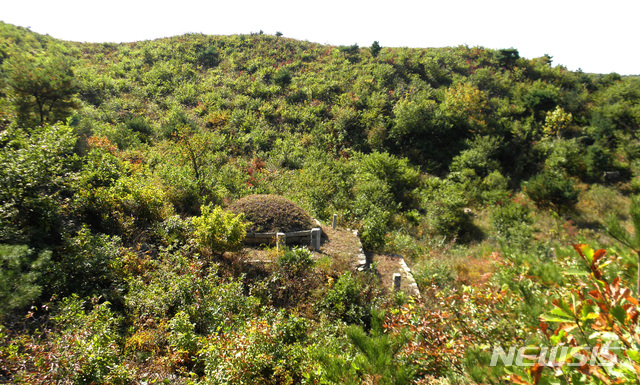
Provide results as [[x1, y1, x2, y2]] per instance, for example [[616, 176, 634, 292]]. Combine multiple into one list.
[[241, 224, 421, 298], [319, 225, 421, 298]]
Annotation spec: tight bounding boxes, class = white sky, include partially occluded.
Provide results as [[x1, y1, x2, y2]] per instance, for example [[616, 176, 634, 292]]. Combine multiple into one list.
[[2, 0, 638, 75]]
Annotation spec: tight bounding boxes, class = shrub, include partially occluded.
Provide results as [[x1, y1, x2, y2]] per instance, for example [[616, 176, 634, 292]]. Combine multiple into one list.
[[349, 175, 395, 251], [0, 124, 78, 245], [196, 45, 220, 68], [273, 68, 293, 88], [357, 151, 421, 209], [158, 215, 193, 246], [1, 296, 132, 384], [449, 135, 502, 179], [262, 246, 321, 309], [192, 205, 247, 253], [421, 177, 471, 239], [200, 313, 314, 385], [523, 170, 579, 212], [228, 194, 314, 233], [583, 144, 612, 181], [167, 310, 200, 357], [318, 271, 374, 327], [277, 246, 315, 274], [480, 170, 510, 205], [45, 226, 123, 302], [370, 41, 382, 58], [75, 174, 168, 241], [490, 200, 534, 250], [318, 309, 415, 385], [412, 257, 457, 291], [125, 252, 260, 334], [0, 244, 51, 315]]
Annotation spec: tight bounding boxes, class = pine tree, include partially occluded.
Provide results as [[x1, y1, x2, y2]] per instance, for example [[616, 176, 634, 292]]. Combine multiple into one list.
[[607, 195, 640, 297], [3, 46, 78, 126], [318, 309, 415, 384]]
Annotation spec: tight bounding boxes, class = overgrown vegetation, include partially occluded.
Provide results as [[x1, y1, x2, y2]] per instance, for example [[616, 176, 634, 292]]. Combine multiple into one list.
[[1, 21, 640, 384]]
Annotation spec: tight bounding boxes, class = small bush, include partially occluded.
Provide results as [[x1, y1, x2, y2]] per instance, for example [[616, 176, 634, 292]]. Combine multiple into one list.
[[490, 200, 534, 250], [413, 257, 457, 291], [523, 170, 579, 212], [228, 194, 314, 233], [277, 246, 314, 274], [262, 246, 321, 309], [167, 310, 199, 357], [318, 271, 374, 327], [192, 205, 247, 253]]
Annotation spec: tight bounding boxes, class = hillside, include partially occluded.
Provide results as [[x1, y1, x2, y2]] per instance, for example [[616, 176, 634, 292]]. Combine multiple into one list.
[[1, 21, 640, 384]]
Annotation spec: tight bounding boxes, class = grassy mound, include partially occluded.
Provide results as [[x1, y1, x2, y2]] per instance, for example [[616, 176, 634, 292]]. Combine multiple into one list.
[[228, 194, 315, 233]]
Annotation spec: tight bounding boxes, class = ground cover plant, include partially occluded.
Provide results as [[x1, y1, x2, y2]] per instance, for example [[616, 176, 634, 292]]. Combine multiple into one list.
[[1, 21, 640, 384]]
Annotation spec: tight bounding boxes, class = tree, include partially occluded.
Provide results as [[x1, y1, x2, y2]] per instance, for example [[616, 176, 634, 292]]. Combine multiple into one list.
[[0, 244, 51, 315], [370, 41, 382, 58], [493, 48, 520, 69], [543, 105, 573, 138], [339, 44, 361, 63], [318, 309, 414, 384], [3, 47, 78, 126], [607, 195, 640, 297]]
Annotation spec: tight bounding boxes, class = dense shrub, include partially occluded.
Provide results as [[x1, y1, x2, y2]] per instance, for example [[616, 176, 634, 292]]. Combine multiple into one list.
[[192, 205, 247, 253], [45, 226, 124, 302], [0, 245, 50, 315], [318, 271, 377, 327], [449, 135, 502, 178], [421, 177, 472, 239], [357, 151, 421, 209], [257, 246, 321, 309], [0, 296, 131, 384], [523, 170, 579, 212], [0, 124, 79, 246], [228, 194, 315, 233], [125, 252, 260, 334], [200, 313, 314, 385], [490, 200, 534, 249], [75, 175, 168, 240]]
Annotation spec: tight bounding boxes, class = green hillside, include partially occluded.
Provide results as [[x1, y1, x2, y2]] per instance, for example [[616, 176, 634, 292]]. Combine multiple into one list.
[[1, 21, 640, 383]]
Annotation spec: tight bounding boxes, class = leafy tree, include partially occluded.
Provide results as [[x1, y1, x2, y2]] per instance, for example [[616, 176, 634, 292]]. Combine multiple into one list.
[[543, 105, 573, 138], [3, 47, 78, 126]]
